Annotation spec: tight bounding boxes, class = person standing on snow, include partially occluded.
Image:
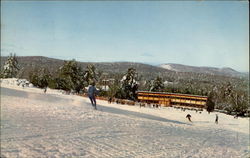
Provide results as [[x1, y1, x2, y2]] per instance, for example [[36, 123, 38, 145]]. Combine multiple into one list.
[[186, 114, 192, 122], [88, 81, 98, 110], [215, 114, 218, 124]]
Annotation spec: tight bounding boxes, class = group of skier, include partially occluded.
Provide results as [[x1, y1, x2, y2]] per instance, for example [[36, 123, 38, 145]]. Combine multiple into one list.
[[186, 113, 219, 124]]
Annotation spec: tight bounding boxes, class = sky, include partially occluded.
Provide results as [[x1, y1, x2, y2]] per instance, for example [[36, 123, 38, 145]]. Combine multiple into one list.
[[1, 1, 249, 72]]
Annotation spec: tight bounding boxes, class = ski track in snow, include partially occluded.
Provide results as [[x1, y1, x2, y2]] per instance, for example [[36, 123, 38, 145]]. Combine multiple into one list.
[[1, 85, 249, 158]]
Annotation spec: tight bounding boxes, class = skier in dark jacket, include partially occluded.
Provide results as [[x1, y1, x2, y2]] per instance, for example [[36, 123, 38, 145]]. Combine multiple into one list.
[[88, 82, 98, 110], [215, 114, 218, 124], [186, 114, 192, 122]]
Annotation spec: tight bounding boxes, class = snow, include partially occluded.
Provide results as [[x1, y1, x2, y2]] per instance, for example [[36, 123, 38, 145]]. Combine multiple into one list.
[[163, 80, 174, 85], [160, 64, 177, 71], [1, 78, 249, 157]]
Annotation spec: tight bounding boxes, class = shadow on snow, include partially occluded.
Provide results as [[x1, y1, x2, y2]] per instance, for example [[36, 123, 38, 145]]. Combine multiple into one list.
[[97, 105, 190, 125]]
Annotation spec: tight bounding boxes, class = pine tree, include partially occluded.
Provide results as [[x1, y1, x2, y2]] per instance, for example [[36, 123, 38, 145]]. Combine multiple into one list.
[[150, 76, 164, 92], [229, 90, 248, 116], [58, 60, 85, 93], [1, 53, 19, 78], [29, 68, 40, 87], [121, 68, 138, 100], [29, 68, 51, 89], [206, 92, 215, 113], [107, 79, 120, 98], [84, 64, 98, 85], [39, 68, 51, 89]]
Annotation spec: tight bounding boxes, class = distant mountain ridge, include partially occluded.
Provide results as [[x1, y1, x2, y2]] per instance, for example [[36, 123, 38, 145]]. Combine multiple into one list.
[[159, 63, 244, 77], [0, 56, 174, 80], [0, 56, 246, 79]]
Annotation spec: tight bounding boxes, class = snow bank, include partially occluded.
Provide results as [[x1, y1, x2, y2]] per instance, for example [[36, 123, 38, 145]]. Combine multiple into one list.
[[0, 78, 33, 88], [0, 78, 73, 96]]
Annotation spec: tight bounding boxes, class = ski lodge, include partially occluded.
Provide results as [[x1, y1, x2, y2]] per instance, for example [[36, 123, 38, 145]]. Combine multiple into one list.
[[137, 91, 207, 108]]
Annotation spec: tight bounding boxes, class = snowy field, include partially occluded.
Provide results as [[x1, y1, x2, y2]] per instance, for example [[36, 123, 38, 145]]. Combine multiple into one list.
[[1, 79, 249, 158]]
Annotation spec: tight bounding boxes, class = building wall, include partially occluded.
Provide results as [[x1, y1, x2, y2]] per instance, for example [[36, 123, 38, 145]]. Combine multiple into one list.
[[137, 91, 207, 108]]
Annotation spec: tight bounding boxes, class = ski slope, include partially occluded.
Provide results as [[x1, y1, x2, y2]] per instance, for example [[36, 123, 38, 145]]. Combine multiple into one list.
[[1, 79, 249, 158]]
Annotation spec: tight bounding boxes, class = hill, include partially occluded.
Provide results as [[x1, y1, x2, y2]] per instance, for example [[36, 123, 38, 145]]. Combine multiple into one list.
[[0, 56, 174, 80], [1, 56, 246, 80], [159, 63, 244, 77], [1, 56, 249, 117]]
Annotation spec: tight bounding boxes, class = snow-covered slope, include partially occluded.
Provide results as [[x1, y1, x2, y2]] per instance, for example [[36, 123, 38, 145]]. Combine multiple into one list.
[[159, 64, 177, 71], [159, 63, 244, 76], [1, 79, 249, 157]]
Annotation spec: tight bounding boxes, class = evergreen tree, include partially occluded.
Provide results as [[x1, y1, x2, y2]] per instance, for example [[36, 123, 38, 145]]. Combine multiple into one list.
[[143, 80, 152, 91], [29, 68, 40, 87], [29, 68, 51, 89], [39, 68, 51, 89], [107, 79, 120, 98], [1, 53, 19, 78], [58, 60, 85, 93], [150, 76, 164, 92], [229, 90, 248, 116], [84, 64, 98, 85], [206, 92, 215, 113], [121, 68, 138, 100]]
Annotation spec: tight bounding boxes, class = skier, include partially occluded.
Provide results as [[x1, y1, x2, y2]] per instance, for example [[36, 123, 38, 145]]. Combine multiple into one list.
[[186, 114, 192, 122], [108, 97, 112, 104], [88, 81, 98, 110], [215, 114, 218, 124], [44, 87, 47, 93]]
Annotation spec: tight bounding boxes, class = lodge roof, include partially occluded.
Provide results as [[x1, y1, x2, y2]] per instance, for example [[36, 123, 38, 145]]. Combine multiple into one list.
[[137, 91, 208, 99]]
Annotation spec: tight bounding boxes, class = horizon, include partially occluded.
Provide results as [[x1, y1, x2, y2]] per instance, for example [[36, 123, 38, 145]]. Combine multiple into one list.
[[1, 55, 248, 73], [1, 1, 249, 72]]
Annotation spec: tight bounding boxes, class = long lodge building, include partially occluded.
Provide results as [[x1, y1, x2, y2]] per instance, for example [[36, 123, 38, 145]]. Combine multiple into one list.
[[137, 91, 208, 109]]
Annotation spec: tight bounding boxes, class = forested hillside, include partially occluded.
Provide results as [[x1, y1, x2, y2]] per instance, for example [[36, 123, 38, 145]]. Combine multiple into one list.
[[1, 55, 249, 116]]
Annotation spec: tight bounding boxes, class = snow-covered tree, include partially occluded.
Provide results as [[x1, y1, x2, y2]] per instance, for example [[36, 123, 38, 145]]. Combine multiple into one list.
[[58, 60, 85, 93], [1, 53, 19, 78], [228, 90, 248, 116], [107, 79, 120, 98], [150, 76, 164, 92], [121, 68, 138, 100], [84, 64, 98, 85], [29, 68, 51, 89]]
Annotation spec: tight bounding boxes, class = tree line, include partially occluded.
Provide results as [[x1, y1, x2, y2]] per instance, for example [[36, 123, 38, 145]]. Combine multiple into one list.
[[1, 54, 249, 116]]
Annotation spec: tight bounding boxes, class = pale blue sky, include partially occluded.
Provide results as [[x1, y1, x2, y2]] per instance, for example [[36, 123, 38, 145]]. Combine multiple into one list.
[[1, 1, 249, 72]]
